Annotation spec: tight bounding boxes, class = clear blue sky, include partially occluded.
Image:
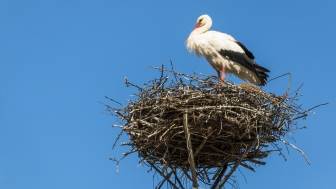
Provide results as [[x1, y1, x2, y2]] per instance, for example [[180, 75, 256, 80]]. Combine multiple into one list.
[[0, 0, 335, 188]]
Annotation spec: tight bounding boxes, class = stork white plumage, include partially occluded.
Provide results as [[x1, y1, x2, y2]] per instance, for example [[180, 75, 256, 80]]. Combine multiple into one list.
[[186, 14, 270, 86]]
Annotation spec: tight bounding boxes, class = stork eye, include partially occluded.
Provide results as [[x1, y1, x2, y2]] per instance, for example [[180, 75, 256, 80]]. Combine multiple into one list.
[[199, 18, 203, 22]]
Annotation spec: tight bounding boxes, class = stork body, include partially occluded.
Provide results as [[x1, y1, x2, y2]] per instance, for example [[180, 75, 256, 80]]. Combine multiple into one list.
[[186, 15, 269, 86]]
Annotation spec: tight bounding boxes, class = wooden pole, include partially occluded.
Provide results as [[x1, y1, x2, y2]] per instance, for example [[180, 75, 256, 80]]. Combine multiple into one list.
[[183, 111, 198, 189]]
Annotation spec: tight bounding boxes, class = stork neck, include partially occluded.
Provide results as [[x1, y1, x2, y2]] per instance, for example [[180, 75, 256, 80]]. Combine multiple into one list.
[[192, 21, 212, 34], [192, 27, 209, 35]]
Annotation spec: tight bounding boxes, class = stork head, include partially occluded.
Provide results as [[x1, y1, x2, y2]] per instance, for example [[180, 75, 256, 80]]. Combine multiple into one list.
[[194, 14, 212, 32]]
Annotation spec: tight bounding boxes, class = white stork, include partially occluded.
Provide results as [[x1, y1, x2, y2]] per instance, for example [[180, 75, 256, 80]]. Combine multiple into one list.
[[186, 14, 270, 86]]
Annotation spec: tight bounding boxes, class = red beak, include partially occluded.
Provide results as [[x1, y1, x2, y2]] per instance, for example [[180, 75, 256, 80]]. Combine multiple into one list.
[[194, 22, 201, 29]]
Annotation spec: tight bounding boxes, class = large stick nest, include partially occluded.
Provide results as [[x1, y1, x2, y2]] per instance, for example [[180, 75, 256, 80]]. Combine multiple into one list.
[[109, 66, 314, 189]]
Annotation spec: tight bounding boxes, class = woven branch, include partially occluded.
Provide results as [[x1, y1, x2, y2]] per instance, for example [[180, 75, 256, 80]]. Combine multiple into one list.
[[108, 66, 314, 189]]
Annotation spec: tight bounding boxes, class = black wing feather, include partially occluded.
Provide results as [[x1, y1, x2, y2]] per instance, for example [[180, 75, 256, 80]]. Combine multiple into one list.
[[236, 41, 255, 59], [218, 49, 270, 86]]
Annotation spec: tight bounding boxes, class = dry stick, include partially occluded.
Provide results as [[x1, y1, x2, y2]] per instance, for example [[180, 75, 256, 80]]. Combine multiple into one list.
[[217, 163, 240, 189], [111, 129, 124, 151], [280, 139, 311, 165], [193, 137, 208, 157], [182, 134, 209, 166], [210, 165, 228, 189], [171, 168, 186, 189], [216, 142, 256, 189], [183, 111, 199, 189], [150, 163, 180, 189], [156, 171, 173, 189]]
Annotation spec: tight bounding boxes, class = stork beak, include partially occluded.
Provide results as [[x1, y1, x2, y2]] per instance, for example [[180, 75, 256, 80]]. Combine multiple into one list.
[[194, 22, 202, 29]]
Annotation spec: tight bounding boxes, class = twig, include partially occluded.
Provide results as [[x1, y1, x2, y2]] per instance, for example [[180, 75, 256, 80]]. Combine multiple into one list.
[[211, 165, 227, 189], [150, 163, 180, 189], [183, 111, 199, 189], [281, 139, 311, 165]]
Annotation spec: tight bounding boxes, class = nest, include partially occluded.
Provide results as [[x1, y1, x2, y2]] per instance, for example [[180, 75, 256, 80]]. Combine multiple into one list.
[[109, 66, 315, 189]]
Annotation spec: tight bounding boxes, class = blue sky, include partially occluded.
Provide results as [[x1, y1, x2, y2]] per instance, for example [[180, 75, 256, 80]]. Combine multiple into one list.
[[0, 0, 335, 188]]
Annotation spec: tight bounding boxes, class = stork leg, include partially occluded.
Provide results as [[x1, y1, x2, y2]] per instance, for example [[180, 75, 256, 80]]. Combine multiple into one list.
[[219, 65, 226, 83], [217, 71, 221, 80]]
